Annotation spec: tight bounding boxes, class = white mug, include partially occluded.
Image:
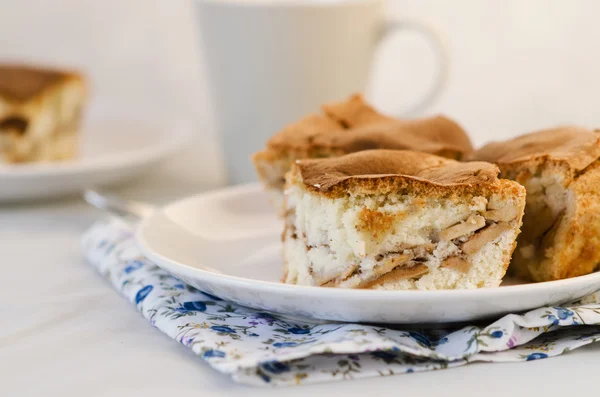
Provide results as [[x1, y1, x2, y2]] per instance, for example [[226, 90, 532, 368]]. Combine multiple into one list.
[[195, 0, 448, 184]]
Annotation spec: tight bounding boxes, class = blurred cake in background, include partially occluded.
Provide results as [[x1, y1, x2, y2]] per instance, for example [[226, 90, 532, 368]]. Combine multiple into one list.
[[0, 64, 87, 163]]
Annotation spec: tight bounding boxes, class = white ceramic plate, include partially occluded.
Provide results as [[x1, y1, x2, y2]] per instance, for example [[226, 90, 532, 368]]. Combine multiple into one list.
[[0, 119, 189, 202], [136, 183, 600, 324]]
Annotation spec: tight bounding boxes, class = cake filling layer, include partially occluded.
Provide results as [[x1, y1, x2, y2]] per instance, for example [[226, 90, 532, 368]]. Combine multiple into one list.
[[283, 183, 523, 290], [283, 226, 518, 290]]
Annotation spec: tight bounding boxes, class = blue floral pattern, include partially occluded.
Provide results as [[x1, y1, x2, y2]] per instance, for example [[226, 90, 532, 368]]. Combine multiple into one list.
[[82, 219, 600, 387]]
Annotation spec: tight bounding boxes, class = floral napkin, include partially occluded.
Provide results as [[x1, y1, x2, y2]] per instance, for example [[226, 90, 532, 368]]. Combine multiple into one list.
[[82, 218, 600, 387]]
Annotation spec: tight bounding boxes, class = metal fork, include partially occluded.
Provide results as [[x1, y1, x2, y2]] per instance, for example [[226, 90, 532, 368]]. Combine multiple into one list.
[[83, 189, 155, 220]]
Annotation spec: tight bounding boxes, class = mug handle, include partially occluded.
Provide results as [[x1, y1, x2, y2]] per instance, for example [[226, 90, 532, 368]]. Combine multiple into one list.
[[377, 18, 449, 116]]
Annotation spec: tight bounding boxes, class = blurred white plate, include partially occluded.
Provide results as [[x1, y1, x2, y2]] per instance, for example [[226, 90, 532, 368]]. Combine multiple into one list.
[[136, 183, 600, 324], [0, 119, 189, 202]]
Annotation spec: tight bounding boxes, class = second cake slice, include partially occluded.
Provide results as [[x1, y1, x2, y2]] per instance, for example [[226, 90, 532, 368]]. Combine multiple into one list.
[[283, 150, 526, 290], [253, 94, 473, 213]]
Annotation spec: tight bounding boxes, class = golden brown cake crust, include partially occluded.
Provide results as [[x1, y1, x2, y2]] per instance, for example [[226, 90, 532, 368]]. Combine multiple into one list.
[[310, 116, 473, 157], [0, 64, 82, 101], [471, 126, 600, 172], [321, 93, 393, 127], [293, 149, 507, 197], [261, 94, 473, 158], [265, 114, 345, 152]]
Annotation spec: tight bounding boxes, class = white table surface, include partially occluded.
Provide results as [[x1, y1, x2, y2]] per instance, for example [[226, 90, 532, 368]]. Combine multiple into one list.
[[2, 150, 599, 397]]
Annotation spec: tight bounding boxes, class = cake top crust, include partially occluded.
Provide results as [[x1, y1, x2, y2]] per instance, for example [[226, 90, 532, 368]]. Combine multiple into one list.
[[0, 64, 81, 101], [265, 94, 473, 157], [471, 127, 600, 171], [266, 113, 345, 150], [310, 116, 473, 156], [294, 149, 501, 195]]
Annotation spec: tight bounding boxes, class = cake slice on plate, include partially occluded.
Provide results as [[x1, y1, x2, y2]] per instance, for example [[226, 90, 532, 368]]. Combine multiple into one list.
[[0, 64, 87, 163], [471, 127, 600, 282], [253, 94, 473, 212], [283, 150, 526, 290]]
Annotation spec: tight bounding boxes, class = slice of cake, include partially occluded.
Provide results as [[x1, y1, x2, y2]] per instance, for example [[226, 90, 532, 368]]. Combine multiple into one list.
[[253, 94, 473, 212], [0, 64, 87, 164], [471, 127, 600, 282], [283, 150, 526, 290]]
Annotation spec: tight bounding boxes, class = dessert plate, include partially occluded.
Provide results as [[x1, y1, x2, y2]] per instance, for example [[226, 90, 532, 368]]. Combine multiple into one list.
[[136, 183, 600, 324], [0, 119, 189, 202]]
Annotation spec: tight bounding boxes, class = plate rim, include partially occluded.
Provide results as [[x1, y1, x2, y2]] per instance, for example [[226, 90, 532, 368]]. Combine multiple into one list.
[[136, 182, 600, 301], [0, 118, 191, 178]]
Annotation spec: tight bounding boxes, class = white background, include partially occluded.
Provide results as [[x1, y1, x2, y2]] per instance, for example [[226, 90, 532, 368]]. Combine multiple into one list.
[[2, 1, 600, 396], [3, 0, 600, 186]]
